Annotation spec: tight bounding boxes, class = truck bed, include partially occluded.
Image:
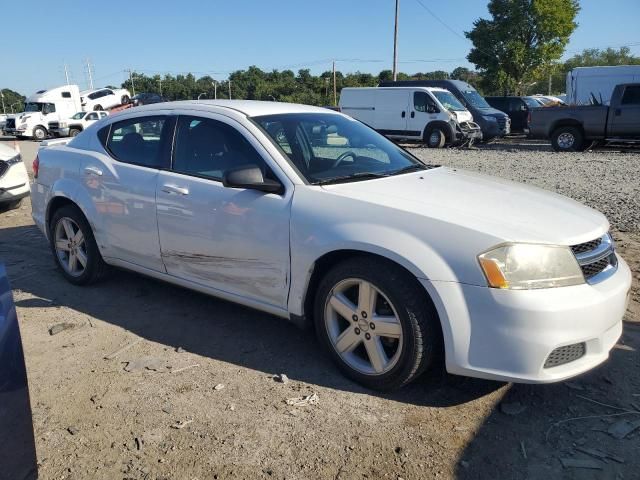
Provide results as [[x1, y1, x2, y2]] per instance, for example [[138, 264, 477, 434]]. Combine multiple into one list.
[[529, 105, 609, 139]]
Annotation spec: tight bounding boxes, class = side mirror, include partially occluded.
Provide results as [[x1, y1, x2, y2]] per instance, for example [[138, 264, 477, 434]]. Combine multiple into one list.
[[222, 164, 283, 194]]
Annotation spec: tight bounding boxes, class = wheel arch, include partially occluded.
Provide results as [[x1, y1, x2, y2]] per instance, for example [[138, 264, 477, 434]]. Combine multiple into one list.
[[549, 119, 584, 138], [423, 120, 454, 143]]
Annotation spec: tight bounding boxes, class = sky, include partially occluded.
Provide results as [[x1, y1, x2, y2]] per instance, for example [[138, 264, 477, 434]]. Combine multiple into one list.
[[2, 0, 640, 95]]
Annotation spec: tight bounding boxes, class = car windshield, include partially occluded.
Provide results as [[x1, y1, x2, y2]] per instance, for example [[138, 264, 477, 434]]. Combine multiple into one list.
[[24, 102, 44, 112], [254, 113, 430, 185], [461, 90, 491, 109], [432, 91, 466, 111], [71, 112, 85, 119]]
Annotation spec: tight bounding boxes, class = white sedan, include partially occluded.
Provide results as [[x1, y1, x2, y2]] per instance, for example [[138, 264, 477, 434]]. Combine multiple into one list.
[[30, 101, 631, 390], [80, 87, 131, 112]]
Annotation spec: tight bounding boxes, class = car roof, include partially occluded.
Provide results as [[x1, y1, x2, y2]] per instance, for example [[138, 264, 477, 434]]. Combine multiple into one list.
[[123, 100, 333, 118]]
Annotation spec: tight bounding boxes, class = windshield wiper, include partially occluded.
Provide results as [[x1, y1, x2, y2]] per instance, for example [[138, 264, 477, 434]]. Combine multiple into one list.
[[313, 172, 390, 185], [389, 164, 427, 176]]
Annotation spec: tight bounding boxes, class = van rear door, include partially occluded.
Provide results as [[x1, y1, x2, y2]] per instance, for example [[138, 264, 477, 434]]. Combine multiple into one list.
[[373, 89, 409, 136]]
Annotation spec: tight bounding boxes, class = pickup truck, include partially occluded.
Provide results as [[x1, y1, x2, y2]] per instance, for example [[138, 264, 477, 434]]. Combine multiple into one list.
[[48, 110, 108, 137], [529, 83, 640, 152]]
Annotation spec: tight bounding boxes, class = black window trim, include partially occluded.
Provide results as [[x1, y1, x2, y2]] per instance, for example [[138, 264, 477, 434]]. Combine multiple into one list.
[[621, 86, 640, 105], [101, 114, 173, 170], [165, 113, 286, 190]]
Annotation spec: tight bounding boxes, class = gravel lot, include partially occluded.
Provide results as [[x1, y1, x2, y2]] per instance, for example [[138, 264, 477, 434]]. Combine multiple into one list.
[[1, 137, 639, 480]]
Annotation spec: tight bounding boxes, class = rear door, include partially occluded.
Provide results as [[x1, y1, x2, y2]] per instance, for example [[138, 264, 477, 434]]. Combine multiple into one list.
[[608, 85, 640, 137], [86, 113, 172, 271], [509, 98, 528, 132], [373, 89, 409, 136]]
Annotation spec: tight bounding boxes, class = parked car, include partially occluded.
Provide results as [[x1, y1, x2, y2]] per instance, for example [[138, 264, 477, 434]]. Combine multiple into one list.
[[49, 110, 109, 137], [485, 96, 543, 133], [3, 85, 82, 140], [380, 79, 511, 141], [80, 87, 131, 112], [0, 264, 38, 479], [532, 95, 566, 106], [0, 142, 30, 211], [529, 83, 640, 151], [340, 87, 482, 147], [131, 92, 167, 106], [31, 100, 630, 391], [567, 65, 640, 105]]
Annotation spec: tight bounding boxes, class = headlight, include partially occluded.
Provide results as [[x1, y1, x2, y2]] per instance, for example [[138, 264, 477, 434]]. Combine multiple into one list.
[[6, 153, 22, 166], [478, 243, 584, 289], [20, 116, 31, 123]]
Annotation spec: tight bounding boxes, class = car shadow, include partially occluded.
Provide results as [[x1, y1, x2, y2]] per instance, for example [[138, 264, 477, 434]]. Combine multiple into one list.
[[1, 223, 504, 408]]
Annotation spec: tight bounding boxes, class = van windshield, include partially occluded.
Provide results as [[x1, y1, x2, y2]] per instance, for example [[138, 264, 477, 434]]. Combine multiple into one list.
[[461, 90, 491, 109], [432, 91, 466, 111], [254, 113, 430, 185]]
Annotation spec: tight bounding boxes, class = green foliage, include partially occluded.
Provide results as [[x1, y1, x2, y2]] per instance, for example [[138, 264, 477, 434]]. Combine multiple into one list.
[[466, 0, 579, 95], [120, 66, 480, 106], [0, 88, 26, 114]]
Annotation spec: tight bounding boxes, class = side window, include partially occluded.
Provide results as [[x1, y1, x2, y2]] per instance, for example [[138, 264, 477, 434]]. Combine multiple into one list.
[[621, 86, 640, 105], [104, 89, 113, 96], [88, 91, 98, 100], [100, 112, 108, 118], [61, 91, 71, 98], [106, 116, 167, 168], [173, 116, 269, 180], [86, 113, 99, 121], [414, 92, 428, 112], [43, 103, 56, 114]]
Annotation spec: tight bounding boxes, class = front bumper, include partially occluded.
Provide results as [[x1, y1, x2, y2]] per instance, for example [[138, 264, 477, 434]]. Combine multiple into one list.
[[49, 127, 70, 137], [0, 163, 30, 204], [3, 127, 29, 137], [422, 253, 631, 383], [455, 121, 483, 144]]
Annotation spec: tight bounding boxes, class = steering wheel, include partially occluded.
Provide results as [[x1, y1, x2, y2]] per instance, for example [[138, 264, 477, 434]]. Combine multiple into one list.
[[333, 151, 357, 169]]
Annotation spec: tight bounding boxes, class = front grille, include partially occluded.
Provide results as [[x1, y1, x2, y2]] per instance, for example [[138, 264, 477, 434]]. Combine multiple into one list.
[[571, 234, 616, 282], [571, 238, 602, 255], [6, 118, 15, 129], [497, 117, 507, 129], [544, 342, 586, 368], [0, 161, 8, 178], [49, 122, 60, 129]]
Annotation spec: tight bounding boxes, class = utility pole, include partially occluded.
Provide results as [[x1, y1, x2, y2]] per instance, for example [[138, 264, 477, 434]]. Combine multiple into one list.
[[127, 69, 136, 96], [0, 91, 5, 114], [392, 0, 399, 81], [332, 61, 337, 106], [64, 63, 70, 85], [548, 72, 552, 95], [212, 81, 217, 99], [228, 80, 231, 99], [159, 76, 163, 96], [86, 59, 94, 89]]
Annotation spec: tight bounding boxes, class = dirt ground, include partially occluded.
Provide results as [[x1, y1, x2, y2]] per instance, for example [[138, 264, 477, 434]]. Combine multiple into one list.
[[1, 138, 639, 480]]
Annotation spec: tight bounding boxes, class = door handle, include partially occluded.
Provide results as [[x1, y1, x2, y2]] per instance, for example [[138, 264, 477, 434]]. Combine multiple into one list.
[[401, 111, 406, 118], [84, 166, 103, 176], [410, 111, 415, 118], [161, 184, 189, 195]]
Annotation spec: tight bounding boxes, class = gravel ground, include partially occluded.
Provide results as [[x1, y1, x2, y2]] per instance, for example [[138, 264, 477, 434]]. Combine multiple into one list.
[[1, 137, 639, 480]]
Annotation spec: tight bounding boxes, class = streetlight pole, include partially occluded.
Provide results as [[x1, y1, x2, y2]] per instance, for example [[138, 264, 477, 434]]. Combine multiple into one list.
[[392, 0, 399, 81], [212, 81, 217, 99]]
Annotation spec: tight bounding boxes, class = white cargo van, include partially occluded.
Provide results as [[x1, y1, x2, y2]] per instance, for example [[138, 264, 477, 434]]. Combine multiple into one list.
[[339, 87, 482, 147], [567, 66, 640, 105], [3, 85, 82, 140]]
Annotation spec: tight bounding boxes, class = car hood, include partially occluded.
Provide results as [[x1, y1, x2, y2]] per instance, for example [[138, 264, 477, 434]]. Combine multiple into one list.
[[321, 167, 608, 245], [0, 143, 19, 161]]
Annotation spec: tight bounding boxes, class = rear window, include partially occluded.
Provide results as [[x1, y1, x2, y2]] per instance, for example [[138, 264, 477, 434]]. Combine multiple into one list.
[[621, 86, 640, 105], [104, 116, 167, 168]]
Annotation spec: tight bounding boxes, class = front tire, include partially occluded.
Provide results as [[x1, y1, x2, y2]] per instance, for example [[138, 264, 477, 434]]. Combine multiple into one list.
[[314, 257, 442, 391], [551, 126, 584, 152], [32, 126, 47, 141], [121, 95, 130, 105], [425, 127, 446, 148], [69, 128, 81, 137], [49, 205, 108, 285]]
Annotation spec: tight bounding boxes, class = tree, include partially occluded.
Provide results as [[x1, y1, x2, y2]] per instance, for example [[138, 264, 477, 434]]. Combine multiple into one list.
[[466, 0, 580, 95], [1, 88, 25, 113]]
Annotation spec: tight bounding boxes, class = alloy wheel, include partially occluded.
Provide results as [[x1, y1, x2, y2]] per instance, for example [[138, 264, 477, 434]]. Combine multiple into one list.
[[324, 278, 403, 375], [557, 132, 575, 149], [54, 217, 88, 277]]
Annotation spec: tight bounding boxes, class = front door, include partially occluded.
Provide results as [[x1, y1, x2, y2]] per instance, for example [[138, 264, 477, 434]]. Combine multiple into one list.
[[609, 85, 640, 137], [408, 91, 440, 138], [155, 113, 292, 308]]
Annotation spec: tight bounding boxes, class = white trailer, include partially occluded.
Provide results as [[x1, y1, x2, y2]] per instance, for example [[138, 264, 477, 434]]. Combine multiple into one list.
[[566, 65, 640, 105], [3, 85, 82, 140]]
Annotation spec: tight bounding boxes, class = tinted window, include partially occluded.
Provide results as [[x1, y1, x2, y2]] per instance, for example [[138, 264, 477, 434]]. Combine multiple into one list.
[[106, 116, 167, 167], [487, 98, 507, 110], [173, 116, 268, 180], [86, 113, 99, 120], [414, 92, 429, 112], [461, 90, 491, 109], [509, 98, 526, 111], [61, 91, 71, 98], [621, 86, 640, 105]]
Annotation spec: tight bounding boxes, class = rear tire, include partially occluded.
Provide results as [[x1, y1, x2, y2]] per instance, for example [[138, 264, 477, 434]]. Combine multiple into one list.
[[551, 126, 584, 152], [94, 104, 103, 111], [121, 95, 130, 105], [314, 257, 442, 391], [425, 128, 446, 148], [49, 204, 108, 285]]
